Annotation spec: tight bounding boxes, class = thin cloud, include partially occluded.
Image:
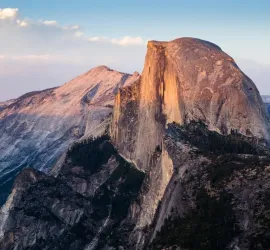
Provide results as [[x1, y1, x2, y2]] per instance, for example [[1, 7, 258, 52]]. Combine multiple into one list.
[[69, 25, 80, 30], [0, 54, 67, 62], [11, 54, 58, 61], [16, 20, 28, 27], [75, 31, 84, 37], [88, 36, 108, 42], [0, 7, 147, 100], [112, 36, 145, 46], [0, 8, 82, 34], [88, 36, 146, 46], [42, 20, 58, 26]]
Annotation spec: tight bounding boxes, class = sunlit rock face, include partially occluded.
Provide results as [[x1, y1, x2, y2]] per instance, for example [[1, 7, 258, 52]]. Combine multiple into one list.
[[112, 38, 270, 172], [111, 37, 270, 246], [0, 66, 139, 204]]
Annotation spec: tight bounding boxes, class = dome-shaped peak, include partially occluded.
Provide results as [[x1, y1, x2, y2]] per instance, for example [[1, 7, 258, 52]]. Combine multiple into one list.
[[148, 37, 222, 51], [171, 37, 222, 51]]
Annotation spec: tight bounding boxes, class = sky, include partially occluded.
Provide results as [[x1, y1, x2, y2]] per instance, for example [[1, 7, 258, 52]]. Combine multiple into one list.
[[0, 0, 269, 100]]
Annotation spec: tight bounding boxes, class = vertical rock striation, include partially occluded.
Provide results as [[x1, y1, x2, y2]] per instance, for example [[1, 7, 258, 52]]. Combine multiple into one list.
[[111, 37, 270, 245]]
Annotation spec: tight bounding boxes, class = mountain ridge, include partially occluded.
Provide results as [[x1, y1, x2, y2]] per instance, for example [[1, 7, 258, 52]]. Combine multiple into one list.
[[0, 65, 139, 205], [110, 38, 270, 247]]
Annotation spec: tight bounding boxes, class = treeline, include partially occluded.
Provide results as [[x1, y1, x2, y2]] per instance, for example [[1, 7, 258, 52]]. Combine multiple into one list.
[[67, 134, 117, 173], [150, 188, 239, 250], [169, 121, 267, 155]]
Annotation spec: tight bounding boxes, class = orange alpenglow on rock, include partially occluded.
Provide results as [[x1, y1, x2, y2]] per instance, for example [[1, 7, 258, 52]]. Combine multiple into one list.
[[112, 37, 270, 167], [110, 37, 270, 230]]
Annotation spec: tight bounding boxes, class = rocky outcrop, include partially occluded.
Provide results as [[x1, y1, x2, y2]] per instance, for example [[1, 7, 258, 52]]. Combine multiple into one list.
[[0, 136, 145, 250], [1, 123, 270, 250], [0, 66, 139, 205], [149, 122, 270, 250], [112, 38, 269, 155], [110, 38, 270, 245]]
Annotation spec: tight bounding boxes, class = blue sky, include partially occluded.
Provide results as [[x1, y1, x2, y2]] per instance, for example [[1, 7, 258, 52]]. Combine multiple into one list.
[[0, 0, 269, 100]]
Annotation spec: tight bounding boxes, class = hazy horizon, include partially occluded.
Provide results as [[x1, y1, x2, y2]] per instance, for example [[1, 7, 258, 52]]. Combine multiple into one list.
[[0, 0, 269, 101]]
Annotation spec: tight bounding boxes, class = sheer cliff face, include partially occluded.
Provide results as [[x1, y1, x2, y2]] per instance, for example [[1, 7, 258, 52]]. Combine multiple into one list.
[[0, 66, 139, 204], [112, 38, 269, 153], [111, 38, 269, 232], [112, 38, 270, 173]]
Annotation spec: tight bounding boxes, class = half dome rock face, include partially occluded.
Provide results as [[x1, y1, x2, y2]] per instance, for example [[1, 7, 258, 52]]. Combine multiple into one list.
[[112, 37, 270, 171], [0, 66, 139, 204], [111, 37, 270, 240], [144, 38, 269, 137], [112, 38, 269, 166]]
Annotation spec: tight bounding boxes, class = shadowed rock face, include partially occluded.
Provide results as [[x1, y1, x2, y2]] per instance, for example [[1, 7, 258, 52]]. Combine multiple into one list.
[[1, 124, 270, 250], [0, 66, 139, 205], [0, 136, 145, 250], [149, 122, 270, 250]]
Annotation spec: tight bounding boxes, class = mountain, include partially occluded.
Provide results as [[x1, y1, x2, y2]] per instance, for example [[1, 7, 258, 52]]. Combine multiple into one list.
[[0, 37, 270, 250], [110, 38, 270, 241], [112, 37, 269, 176], [0, 66, 139, 204]]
